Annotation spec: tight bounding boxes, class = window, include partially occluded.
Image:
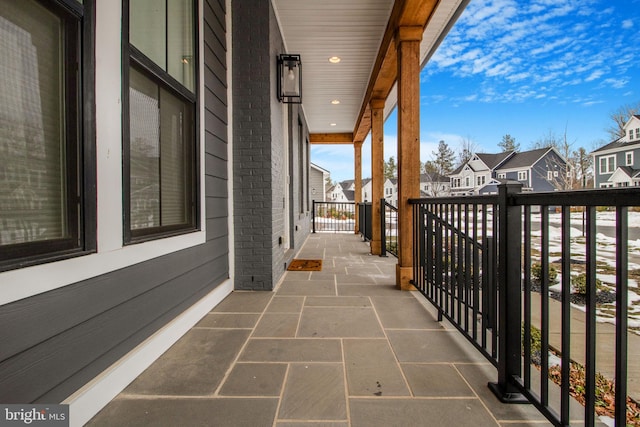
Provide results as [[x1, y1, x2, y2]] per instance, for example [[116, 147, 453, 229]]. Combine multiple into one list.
[[636, 128, 639, 139], [518, 171, 527, 181], [465, 177, 470, 187], [124, 0, 198, 242], [626, 151, 634, 166], [497, 173, 506, 179], [0, 0, 93, 270], [599, 155, 615, 174], [476, 176, 485, 186], [630, 130, 634, 140], [547, 171, 553, 180]]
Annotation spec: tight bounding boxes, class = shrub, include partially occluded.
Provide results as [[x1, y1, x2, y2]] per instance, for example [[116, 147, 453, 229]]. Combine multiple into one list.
[[571, 273, 604, 295], [531, 263, 558, 284]]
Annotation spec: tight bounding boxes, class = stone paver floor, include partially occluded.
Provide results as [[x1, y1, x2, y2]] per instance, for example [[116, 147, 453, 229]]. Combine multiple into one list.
[[88, 233, 553, 426]]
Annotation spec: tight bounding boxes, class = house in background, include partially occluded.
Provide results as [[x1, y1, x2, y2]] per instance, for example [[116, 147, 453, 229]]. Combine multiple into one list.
[[310, 163, 330, 202], [592, 115, 640, 188], [449, 148, 567, 195], [327, 181, 352, 202], [420, 172, 450, 197]]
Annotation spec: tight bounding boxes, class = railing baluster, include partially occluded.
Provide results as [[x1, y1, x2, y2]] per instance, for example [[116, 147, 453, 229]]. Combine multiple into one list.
[[615, 206, 629, 427], [560, 205, 571, 425], [523, 205, 532, 391], [541, 206, 549, 407], [585, 206, 597, 426]]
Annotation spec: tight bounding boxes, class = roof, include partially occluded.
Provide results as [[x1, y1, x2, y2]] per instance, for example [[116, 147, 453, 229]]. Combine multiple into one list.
[[476, 151, 515, 169], [310, 162, 330, 174], [343, 190, 355, 201], [592, 137, 640, 154], [498, 147, 558, 170], [420, 172, 449, 182]]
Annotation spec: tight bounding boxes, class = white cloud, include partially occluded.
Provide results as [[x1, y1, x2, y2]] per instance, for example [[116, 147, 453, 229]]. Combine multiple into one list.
[[622, 19, 633, 29]]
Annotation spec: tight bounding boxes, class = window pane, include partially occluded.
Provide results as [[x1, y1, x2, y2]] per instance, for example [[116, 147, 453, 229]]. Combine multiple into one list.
[[129, 67, 193, 232], [0, 0, 67, 245], [130, 0, 166, 70], [167, 0, 194, 91], [129, 67, 160, 229], [159, 87, 191, 226]]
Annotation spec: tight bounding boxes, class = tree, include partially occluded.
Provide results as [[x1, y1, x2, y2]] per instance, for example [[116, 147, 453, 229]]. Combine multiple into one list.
[[423, 160, 438, 175], [605, 101, 640, 141], [384, 156, 397, 179], [457, 136, 477, 166], [432, 140, 455, 176], [572, 147, 593, 188], [498, 134, 519, 152]]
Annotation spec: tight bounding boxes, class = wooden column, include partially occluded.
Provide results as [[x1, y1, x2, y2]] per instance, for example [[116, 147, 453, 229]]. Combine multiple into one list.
[[370, 99, 385, 255], [396, 26, 422, 290], [354, 140, 363, 234]]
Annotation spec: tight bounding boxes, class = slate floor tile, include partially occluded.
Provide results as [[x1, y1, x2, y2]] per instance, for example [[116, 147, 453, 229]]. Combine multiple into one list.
[[218, 363, 287, 396], [278, 364, 347, 421], [297, 307, 384, 338]]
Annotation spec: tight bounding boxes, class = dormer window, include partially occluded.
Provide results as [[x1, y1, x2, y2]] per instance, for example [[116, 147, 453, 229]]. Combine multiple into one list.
[[636, 128, 640, 139], [631, 130, 634, 140]]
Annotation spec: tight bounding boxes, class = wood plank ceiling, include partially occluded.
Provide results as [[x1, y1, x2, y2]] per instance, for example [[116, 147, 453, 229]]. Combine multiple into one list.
[[272, 0, 470, 145]]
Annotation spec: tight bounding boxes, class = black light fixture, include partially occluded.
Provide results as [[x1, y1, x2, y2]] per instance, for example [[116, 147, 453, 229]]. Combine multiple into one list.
[[277, 54, 302, 104]]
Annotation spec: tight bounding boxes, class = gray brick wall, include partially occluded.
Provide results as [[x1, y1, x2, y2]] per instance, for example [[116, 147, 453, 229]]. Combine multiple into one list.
[[232, 0, 311, 290]]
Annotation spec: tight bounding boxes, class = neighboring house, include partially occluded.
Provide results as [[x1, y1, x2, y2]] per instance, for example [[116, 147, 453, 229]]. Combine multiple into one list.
[[327, 182, 352, 202], [384, 178, 398, 206], [310, 163, 330, 202], [449, 152, 514, 195], [591, 115, 640, 188], [450, 148, 567, 195], [420, 172, 450, 197]]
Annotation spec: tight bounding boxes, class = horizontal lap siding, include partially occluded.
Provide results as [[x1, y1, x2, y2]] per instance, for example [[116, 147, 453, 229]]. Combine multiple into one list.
[[0, 0, 228, 403]]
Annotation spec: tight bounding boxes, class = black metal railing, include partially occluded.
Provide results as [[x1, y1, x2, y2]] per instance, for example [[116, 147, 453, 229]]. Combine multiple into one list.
[[381, 199, 398, 257], [358, 202, 373, 241], [312, 201, 356, 233], [411, 183, 640, 426]]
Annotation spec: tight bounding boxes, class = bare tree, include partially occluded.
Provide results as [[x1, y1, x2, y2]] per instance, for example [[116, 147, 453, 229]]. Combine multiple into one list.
[[457, 136, 478, 166], [606, 101, 640, 141]]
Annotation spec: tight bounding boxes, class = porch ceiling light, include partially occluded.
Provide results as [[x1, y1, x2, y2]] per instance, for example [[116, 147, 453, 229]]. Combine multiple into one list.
[[331, 99, 340, 105], [328, 56, 341, 64], [277, 54, 302, 104]]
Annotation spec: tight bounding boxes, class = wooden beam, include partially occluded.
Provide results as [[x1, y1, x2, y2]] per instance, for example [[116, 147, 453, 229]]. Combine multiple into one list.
[[352, 0, 439, 142], [309, 133, 354, 144]]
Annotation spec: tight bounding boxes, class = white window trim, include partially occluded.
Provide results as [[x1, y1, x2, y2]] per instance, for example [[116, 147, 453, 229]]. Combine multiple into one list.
[[599, 155, 616, 174], [626, 151, 634, 166], [518, 171, 527, 180]]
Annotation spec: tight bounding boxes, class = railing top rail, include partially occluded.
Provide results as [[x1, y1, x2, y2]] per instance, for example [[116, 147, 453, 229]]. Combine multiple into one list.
[[410, 187, 640, 207], [409, 195, 499, 205], [382, 200, 398, 211], [511, 187, 640, 206]]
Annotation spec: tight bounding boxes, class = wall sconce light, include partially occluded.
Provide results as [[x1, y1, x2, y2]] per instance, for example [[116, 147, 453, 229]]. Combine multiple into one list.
[[277, 54, 302, 104]]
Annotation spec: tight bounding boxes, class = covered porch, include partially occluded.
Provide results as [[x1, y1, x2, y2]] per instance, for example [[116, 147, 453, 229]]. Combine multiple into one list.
[[88, 233, 550, 426]]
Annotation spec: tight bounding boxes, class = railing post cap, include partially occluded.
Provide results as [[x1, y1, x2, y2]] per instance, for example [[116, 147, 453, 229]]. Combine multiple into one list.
[[498, 180, 523, 193]]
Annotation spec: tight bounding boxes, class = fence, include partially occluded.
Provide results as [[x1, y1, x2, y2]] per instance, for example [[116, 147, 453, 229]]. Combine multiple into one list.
[[312, 201, 356, 233], [381, 200, 398, 257], [411, 183, 640, 426], [358, 202, 372, 241]]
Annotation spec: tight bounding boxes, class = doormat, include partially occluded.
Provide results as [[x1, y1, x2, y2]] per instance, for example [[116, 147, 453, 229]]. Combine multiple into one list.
[[287, 259, 322, 271]]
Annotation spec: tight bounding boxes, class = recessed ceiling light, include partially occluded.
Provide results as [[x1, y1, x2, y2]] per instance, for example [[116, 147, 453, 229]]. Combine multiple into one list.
[[328, 56, 341, 64], [331, 99, 340, 105], [330, 123, 337, 126]]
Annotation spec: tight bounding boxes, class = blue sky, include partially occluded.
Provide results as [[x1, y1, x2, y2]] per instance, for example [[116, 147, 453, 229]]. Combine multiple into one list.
[[311, 0, 640, 183]]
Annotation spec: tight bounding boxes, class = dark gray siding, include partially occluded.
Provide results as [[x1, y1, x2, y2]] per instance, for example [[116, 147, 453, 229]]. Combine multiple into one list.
[[0, 0, 229, 404]]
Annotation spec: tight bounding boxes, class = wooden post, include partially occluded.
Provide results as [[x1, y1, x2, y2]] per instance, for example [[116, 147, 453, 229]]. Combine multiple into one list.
[[354, 140, 363, 234], [395, 26, 422, 290], [370, 99, 385, 255]]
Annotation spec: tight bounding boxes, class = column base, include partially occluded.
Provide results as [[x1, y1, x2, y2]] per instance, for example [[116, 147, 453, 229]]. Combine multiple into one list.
[[488, 382, 529, 404], [370, 240, 382, 255], [395, 265, 416, 291]]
